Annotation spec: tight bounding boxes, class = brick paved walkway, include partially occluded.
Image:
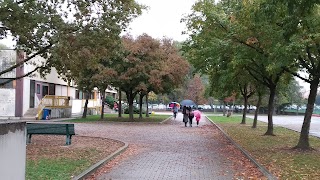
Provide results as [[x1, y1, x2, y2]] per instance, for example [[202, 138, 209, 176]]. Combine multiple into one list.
[[76, 113, 259, 180]]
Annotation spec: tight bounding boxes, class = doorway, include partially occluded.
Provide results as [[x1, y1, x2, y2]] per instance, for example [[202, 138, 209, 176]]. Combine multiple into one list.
[[29, 80, 35, 108], [42, 85, 49, 98]]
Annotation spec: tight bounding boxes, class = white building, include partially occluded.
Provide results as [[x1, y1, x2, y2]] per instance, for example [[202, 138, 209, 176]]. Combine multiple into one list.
[[0, 50, 116, 118]]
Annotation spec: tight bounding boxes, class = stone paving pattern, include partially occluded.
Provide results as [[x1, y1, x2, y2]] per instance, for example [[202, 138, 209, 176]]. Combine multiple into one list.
[[76, 113, 257, 180]]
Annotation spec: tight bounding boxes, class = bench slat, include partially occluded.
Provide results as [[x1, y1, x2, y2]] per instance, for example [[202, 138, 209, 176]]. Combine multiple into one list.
[[27, 124, 75, 135], [26, 123, 75, 145]]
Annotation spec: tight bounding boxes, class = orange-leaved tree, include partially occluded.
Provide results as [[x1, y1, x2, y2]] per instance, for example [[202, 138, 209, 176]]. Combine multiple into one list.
[[114, 34, 189, 120], [185, 74, 205, 107]]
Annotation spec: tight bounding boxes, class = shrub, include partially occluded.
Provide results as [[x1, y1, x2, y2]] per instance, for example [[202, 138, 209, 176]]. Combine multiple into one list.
[[105, 96, 115, 109], [124, 106, 146, 114]]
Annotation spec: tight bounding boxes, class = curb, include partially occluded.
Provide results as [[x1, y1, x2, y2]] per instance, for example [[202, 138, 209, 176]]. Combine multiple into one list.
[[205, 116, 277, 180], [160, 116, 173, 124], [72, 141, 129, 180]]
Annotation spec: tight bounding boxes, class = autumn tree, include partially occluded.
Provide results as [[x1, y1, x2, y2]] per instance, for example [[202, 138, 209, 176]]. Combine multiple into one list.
[[115, 34, 189, 120], [263, 0, 320, 149], [148, 38, 189, 110], [0, 0, 142, 86], [183, 0, 294, 135], [185, 74, 205, 106], [48, 0, 142, 118]]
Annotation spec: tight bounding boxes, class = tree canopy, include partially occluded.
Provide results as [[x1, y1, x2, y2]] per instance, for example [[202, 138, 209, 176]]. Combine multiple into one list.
[[183, 0, 320, 149], [114, 34, 189, 119], [0, 0, 143, 85]]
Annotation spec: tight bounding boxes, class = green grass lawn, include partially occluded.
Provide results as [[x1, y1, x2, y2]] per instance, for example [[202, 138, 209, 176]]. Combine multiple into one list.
[[27, 158, 90, 180], [207, 115, 320, 179], [67, 114, 171, 123]]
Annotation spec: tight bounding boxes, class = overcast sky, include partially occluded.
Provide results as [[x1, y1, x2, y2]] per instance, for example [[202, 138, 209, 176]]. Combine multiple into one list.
[[0, 0, 196, 47], [125, 0, 197, 41]]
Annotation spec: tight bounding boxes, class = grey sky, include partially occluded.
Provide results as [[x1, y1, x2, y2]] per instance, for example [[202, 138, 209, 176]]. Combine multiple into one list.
[[1, 0, 196, 47], [125, 0, 197, 41]]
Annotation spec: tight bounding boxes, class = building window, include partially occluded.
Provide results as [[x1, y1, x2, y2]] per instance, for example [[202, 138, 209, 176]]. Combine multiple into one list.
[[75, 90, 79, 99], [36, 84, 40, 94], [0, 79, 14, 89]]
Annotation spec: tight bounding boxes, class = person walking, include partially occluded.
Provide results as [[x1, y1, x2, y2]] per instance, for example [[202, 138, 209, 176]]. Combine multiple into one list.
[[173, 103, 178, 119], [187, 106, 194, 127], [182, 106, 188, 127]]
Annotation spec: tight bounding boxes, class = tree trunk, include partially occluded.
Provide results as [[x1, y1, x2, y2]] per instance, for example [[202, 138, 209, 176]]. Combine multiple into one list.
[[241, 96, 248, 124], [82, 92, 89, 118], [100, 91, 105, 120], [253, 92, 262, 128], [118, 88, 122, 118], [264, 85, 276, 135], [139, 93, 143, 119], [295, 79, 319, 150], [126, 91, 134, 120], [223, 102, 226, 116], [146, 93, 150, 117]]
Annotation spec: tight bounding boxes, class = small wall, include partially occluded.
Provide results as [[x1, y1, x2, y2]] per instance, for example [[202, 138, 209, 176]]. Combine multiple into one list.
[[49, 108, 72, 119], [0, 121, 26, 180], [72, 100, 82, 114], [0, 89, 16, 116], [71, 99, 101, 115]]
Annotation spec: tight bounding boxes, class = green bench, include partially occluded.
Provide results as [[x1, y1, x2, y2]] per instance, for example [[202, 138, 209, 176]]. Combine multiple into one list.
[[26, 123, 75, 145]]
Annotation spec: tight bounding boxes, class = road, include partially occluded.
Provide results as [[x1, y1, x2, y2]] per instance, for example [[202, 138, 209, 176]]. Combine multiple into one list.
[[247, 115, 320, 137]]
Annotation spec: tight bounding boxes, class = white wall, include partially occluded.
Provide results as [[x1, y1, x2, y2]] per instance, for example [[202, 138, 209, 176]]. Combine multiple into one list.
[[0, 50, 16, 78], [0, 122, 26, 180], [0, 89, 15, 116], [71, 99, 102, 114], [72, 100, 83, 114], [69, 88, 76, 99], [23, 56, 69, 86], [22, 79, 31, 115]]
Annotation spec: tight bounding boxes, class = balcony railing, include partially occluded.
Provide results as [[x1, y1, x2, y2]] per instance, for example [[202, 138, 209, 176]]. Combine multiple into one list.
[[37, 95, 71, 119]]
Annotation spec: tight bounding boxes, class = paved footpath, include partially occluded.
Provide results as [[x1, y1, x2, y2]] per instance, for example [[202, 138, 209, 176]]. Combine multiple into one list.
[[76, 113, 262, 180]]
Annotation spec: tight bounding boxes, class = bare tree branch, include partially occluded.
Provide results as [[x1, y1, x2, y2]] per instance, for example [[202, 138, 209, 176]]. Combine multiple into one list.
[[0, 66, 42, 86], [0, 43, 52, 76], [283, 66, 311, 83], [298, 55, 313, 74], [306, 46, 316, 69]]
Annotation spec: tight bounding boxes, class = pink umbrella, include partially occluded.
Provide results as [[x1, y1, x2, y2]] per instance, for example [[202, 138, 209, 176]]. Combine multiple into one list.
[[193, 110, 202, 121]]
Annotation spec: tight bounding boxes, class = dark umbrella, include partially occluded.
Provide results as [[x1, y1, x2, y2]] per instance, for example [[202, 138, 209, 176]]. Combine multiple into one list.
[[180, 99, 196, 107]]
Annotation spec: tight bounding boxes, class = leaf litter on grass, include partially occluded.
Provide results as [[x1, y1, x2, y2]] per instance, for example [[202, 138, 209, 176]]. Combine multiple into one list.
[[27, 135, 125, 179]]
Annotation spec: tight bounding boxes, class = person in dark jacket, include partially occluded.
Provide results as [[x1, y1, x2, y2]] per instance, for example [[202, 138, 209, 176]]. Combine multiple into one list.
[[182, 106, 188, 127], [187, 106, 194, 127]]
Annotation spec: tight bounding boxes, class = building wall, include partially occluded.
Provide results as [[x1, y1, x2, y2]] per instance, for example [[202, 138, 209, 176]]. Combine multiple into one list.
[[0, 122, 26, 179], [72, 100, 83, 114], [21, 55, 78, 116], [22, 79, 31, 115], [0, 89, 15, 116], [0, 50, 17, 117], [0, 50, 16, 78], [23, 56, 69, 86]]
